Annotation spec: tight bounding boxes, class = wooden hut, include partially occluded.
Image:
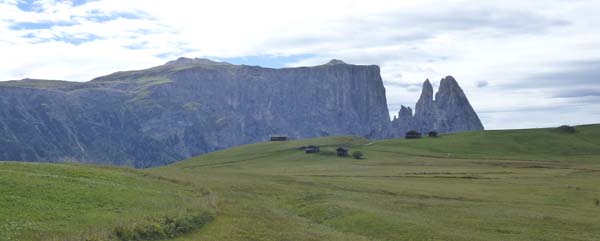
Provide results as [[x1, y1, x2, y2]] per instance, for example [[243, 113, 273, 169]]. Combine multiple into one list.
[[305, 145, 320, 153], [270, 134, 288, 141], [405, 130, 422, 139], [336, 147, 349, 157]]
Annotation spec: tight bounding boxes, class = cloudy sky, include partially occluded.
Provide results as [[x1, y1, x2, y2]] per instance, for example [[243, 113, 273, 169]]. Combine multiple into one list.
[[1, 0, 599, 129]]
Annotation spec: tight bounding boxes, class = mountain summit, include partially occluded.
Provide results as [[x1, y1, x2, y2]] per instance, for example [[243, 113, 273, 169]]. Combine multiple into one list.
[[391, 76, 484, 135], [165, 57, 233, 66], [325, 59, 347, 65]]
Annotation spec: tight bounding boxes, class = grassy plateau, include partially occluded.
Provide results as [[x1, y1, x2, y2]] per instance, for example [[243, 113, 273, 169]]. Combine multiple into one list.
[[1, 124, 600, 240]]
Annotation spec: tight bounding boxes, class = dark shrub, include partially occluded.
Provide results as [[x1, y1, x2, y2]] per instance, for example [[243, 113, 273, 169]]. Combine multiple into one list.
[[352, 151, 364, 159], [428, 131, 439, 137], [405, 130, 422, 139], [595, 199, 599, 206], [112, 213, 214, 241], [557, 125, 576, 133]]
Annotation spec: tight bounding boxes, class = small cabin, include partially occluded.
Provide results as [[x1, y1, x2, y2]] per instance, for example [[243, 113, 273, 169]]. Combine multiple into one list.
[[405, 130, 422, 139], [305, 145, 320, 153], [557, 125, 576, 133], [270, 134, 288, 141], [336, 147, 349, 157]]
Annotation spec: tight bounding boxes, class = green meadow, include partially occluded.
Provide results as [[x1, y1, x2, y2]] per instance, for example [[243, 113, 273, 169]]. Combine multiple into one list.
[[0, 163, 214, 240], [2, 124, 600, 240]]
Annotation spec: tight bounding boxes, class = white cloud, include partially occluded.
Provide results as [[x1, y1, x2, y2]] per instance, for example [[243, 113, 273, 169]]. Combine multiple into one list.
[[1, 0, 599, 129]]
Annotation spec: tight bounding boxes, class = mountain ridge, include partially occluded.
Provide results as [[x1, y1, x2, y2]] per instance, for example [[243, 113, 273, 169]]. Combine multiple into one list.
[[0, 58, 482, 167], [0, 58, 391, 167]]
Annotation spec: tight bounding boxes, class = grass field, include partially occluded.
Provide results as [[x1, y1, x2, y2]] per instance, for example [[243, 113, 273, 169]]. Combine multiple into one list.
[[2, 124, 600, 240], [0, 163, 215, 241]]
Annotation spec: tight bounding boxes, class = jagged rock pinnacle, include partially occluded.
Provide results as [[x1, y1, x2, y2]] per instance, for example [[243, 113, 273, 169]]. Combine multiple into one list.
[[391, 76, 483, 135], [420, 79, 434, 99]]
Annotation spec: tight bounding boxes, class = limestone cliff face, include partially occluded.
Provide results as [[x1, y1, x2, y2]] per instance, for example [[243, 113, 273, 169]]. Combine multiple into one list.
[[433, 76, 484, 133], [0, 58, 391, 167], [413, 79, 436, 133], [391, 105, 414, 135], [391, 76, 484, 135], [0, 59, 483, 167]]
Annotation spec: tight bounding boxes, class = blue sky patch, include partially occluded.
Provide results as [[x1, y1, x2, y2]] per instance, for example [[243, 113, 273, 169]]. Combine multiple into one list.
[[10, 12, 143, 31], [85, 10, 145, 23], [218, 54, 316, 68], [124, 41, 149, 50], [54, 33, 99, 45], [10, 20, 76, 30], [21, 31, 100, 45], [17, 0, 90, 12]]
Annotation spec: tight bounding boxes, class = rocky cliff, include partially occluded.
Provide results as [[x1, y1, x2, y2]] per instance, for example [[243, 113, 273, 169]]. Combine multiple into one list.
[[0, 58, 391, 167], [391, 76, 484, 135], [0, 59, 483, 167]]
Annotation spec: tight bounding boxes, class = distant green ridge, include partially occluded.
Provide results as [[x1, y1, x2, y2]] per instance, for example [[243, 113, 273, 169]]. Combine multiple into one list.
[[371, 124, 600, 162]]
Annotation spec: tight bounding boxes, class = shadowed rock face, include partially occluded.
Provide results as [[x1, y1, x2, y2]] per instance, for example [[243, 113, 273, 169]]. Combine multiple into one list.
[[391, 76, 484, 135], [391, 105, 414, 135], [413, 79, 436, 133], [0, 59, 482, 167], [0, 58, 391, 167]]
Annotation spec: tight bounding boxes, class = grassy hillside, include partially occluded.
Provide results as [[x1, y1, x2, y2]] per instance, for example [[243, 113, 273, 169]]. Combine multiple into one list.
[[372, 124, 600, 162], [147, 124, 600, 240], [0, 162, 215, 241], [2, 124, 600, 240]]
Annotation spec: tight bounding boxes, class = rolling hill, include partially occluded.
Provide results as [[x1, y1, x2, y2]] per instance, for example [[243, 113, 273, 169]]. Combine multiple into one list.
[[0, 163, 215, 241], [2, 124, 599, 240]]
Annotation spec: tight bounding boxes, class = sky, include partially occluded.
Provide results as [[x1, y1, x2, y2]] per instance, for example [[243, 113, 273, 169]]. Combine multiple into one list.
[[1, 0, 599, 130]]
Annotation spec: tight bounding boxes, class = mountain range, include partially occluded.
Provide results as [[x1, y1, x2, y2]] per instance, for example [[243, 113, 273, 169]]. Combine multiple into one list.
[[0, 58, 482, 167]]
